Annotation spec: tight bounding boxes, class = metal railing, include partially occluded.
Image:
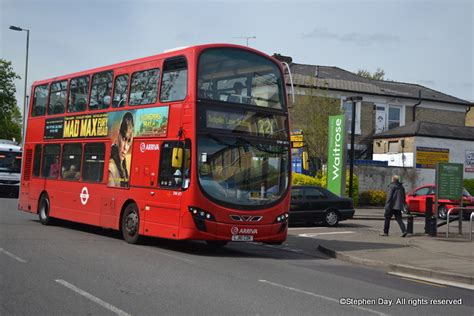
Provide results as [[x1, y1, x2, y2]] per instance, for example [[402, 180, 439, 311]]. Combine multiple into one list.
[[446, 207, 463, 238], [470, 212, 474, 241], [446, 207, 474, 239]]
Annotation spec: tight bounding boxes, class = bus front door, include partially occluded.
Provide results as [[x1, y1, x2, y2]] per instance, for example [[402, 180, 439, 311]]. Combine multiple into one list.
[[130, 140, 182, 239]]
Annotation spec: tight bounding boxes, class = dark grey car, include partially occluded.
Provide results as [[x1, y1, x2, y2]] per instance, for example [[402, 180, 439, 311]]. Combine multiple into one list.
[[290, 185, 355, 227]]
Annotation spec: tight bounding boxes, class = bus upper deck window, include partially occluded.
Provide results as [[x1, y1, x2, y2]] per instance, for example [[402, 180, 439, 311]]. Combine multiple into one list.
[[129, 69, 160, 106], [160, 57, 187, 102], [90, 71, 113, 110], [32, 84, 48, 117], [112, 75, 129, 108], [68, 76, 90, 113], [48, 81, 67, 115]]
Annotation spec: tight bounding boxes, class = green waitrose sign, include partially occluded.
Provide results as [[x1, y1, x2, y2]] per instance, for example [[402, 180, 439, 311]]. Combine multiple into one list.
[[327, 115, 346, 196], [436, 163, 463, 201]]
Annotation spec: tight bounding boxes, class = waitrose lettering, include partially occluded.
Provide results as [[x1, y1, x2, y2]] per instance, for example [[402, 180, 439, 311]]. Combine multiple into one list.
[[331, 118, 343, 181], [327, 115, 346, 196]]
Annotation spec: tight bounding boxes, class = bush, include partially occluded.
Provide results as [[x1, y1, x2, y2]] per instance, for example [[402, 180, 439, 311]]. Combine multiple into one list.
[[359, 190, 386, 206], [345, 172, 359, 207], [292, 172, 318, 186], [464, 179, 474, 196]]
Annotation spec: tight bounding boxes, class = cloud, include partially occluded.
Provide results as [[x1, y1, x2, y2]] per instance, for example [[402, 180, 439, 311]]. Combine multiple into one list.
[[302, 27, 400, 46], [301, 28, 339, 40]]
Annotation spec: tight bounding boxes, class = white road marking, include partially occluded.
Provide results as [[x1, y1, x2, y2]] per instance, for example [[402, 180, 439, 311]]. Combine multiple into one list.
[[288, 227, 328, 231], [55, 279, 130, 316], [388, 272, 474, 291], [259, 280, 387, 316], [0, 248, 27, 263], [298, 231, 355, 237]]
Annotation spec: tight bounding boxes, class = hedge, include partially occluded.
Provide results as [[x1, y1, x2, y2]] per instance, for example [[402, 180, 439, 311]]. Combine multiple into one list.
[[359, 190, 386, 206], [464, 179, 474, 195]]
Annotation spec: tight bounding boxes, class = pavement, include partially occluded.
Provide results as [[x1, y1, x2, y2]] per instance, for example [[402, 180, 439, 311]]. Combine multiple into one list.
[[314, 208, 474, 289]]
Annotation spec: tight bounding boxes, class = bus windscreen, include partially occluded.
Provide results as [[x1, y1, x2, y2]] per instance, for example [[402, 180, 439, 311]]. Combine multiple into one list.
[[198, 48, 285, 109]]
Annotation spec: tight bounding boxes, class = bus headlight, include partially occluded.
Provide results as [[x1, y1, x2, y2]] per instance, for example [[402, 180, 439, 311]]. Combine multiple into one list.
[[188, 206, 215, 221], [274, 212, 289, 223]]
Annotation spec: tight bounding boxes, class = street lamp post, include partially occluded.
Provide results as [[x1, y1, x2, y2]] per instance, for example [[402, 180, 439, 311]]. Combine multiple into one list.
[[9, 25, 30, 145], [345, 96, 363, 199], [233, 36, 256, 46]]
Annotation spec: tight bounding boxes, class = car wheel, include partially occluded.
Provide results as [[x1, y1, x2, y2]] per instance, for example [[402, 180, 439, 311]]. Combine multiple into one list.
[[38, 194, 53, 225], [121, 203, 141, 244], [324, 210, 339, 227], [437, 205, 448, 220]]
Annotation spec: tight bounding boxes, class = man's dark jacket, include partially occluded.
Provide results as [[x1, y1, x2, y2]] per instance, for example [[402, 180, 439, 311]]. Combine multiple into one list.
[[385, 182, 406, 211]]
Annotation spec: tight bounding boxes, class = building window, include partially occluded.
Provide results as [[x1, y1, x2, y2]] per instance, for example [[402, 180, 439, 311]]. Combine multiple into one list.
[[388, 106, 401, 130], [341, 99, 361, 134], [388, 141, 399, 153], [374, 104, 405, 133]]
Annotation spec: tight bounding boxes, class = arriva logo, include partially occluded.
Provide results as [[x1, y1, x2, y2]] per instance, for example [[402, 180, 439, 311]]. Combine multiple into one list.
[[239, 228, 258, 235], [140, 143, 160, 153]]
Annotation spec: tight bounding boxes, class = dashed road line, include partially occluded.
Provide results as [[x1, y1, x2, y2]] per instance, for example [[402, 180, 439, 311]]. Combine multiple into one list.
[[55, 279, 130, 316], [298, 231, 355, 238], [0, 248, 27, 263], [259, 279, 387, 316]]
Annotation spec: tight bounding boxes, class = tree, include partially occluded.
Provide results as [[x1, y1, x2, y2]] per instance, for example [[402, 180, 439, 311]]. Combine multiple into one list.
[[289, 88, 342, 165], [0, 59, 22, 143], [357, 68, 386, 81]]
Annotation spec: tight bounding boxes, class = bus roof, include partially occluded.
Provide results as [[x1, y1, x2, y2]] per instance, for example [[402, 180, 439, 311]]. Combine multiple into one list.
[[32, 43, 277, 86]]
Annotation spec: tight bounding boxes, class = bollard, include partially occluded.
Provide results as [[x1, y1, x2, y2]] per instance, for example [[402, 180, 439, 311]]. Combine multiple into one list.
[[429, 216, 437, 237], [407, 215, 414, 234], [425, 197, 433, 234]]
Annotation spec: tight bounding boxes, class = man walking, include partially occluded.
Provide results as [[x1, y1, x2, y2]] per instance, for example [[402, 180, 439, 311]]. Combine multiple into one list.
[[381, 175, 408, 237]]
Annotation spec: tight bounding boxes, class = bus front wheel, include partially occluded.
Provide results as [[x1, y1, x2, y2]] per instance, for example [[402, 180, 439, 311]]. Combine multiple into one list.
[[121, 203, 141, 244], [39, 195, 53, 225]]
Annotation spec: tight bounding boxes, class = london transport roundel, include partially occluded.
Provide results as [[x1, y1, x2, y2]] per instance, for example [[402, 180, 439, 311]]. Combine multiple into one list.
[[80, 187, 89, 205]]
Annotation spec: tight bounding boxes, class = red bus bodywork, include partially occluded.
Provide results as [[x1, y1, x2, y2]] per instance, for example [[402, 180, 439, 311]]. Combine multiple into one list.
[[19, 44, 291, 245]]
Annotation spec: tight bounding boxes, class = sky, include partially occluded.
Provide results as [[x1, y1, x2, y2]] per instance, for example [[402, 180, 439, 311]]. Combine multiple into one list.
[[1, 0, 473, 120]]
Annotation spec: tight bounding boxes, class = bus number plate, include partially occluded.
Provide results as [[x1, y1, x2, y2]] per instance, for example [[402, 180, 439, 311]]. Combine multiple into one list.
[[231, 235, 254, 242]]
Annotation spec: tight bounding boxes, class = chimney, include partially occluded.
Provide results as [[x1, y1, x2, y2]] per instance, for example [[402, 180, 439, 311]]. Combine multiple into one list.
[[272, 53, 293, 65]]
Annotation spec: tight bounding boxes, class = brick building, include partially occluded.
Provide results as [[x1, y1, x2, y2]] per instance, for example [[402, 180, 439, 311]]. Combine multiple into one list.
[[273, 54, 473, 160]]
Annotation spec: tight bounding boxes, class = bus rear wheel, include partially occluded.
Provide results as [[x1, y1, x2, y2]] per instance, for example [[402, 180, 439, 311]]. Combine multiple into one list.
[[38, 194, 53, 225], [121, 203, 141, 244]]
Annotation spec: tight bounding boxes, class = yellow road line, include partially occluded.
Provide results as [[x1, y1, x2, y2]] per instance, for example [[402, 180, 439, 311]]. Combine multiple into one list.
[[401, 277, 446, 288]]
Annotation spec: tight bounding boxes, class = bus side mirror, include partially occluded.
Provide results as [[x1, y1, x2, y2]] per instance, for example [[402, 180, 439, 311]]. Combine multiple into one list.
[[172, 148, 183, 168]]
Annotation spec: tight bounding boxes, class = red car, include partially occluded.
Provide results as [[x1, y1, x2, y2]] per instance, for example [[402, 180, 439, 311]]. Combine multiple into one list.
[[406, 184, 474, 219]]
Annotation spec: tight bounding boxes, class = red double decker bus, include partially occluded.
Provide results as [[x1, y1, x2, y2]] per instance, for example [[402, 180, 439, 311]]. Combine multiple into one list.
[[19, 44, 291, 246]]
